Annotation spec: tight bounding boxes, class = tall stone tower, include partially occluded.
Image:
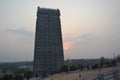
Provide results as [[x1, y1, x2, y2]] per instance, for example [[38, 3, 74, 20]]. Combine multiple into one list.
[[34, 7, 64, 76]]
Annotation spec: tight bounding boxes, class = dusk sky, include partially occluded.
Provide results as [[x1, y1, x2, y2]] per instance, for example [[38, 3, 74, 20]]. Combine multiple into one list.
[[0, 0, 120, 62]]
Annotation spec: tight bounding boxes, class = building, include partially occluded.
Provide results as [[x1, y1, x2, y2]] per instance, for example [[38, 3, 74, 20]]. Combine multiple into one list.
[[34, 7, 64, 76], [65, 59, 99, 67]]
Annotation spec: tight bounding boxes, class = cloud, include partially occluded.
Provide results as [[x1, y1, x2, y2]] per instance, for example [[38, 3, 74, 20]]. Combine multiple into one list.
[[80, 34, 93, 38], [63, 33, 95, 46], [8, 28, 34, 37], [75, 33, 95, 45]]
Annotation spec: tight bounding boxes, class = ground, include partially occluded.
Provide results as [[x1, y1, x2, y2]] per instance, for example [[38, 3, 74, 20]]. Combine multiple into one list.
[[45, 66, 120, 80]]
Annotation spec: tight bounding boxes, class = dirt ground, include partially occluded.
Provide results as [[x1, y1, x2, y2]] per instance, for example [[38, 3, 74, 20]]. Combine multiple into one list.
[[46, 66, 120, 80]]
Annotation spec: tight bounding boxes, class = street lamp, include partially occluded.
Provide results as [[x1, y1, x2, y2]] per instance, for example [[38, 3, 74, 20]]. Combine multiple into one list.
[[98, 61, 101, 73], [113, 53, 116, 68], [66, 59, 70, 73]]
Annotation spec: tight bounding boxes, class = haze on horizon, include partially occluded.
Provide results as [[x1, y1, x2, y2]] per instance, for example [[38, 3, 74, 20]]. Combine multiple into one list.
[[0, 0, 120, 62]]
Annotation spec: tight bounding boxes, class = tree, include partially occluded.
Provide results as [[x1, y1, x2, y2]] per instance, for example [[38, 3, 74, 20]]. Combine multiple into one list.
[[15, 74, 23, 80], [24, 70, 33, 80], [70, 64, 77, 71], [100, 57, 105, 68], [116, 54, 120, 62], [1, 69, 7, 74], [59, 65, 68, 72], [78, 64, 84, 71], [3, 74, 13, 80]]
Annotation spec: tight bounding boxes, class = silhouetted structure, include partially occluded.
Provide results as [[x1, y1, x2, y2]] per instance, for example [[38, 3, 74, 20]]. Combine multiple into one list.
[[34, 7, 64, 76]]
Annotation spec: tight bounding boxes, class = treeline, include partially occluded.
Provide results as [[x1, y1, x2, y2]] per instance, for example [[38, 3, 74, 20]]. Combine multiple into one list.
[[0, 61, 33, 72]]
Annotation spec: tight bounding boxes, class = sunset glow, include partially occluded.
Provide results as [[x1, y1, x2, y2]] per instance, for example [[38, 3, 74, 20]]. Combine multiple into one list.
[[63, 42, 72, 51], [0, 0, 120, 62], [64, 47, 68, 50]]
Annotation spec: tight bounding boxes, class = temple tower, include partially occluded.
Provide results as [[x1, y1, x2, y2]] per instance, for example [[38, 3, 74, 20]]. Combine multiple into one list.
[[34, 7, 64, 76]]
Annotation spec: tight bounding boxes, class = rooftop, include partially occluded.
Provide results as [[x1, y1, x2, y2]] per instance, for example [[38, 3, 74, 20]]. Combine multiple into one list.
[[37, 7, 60, 16]]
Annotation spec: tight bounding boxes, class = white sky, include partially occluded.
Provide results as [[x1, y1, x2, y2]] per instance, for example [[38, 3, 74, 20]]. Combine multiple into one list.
[[0, 0, 120, 62]]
